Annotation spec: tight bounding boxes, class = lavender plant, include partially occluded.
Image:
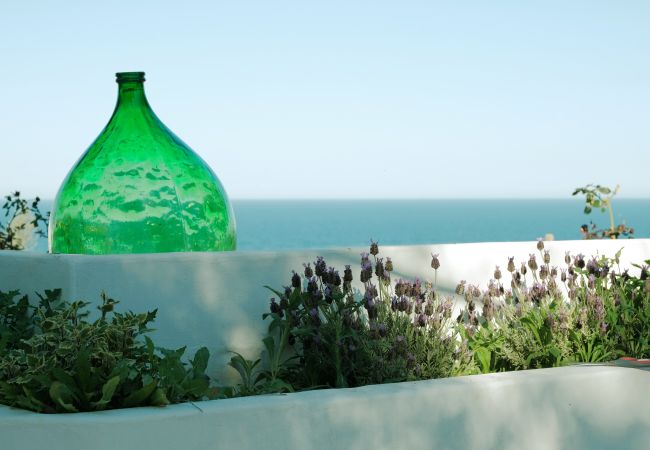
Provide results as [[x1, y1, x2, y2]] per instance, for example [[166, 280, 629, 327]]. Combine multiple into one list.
[[251, 239, 650, 394], [458, 240, 650, 372], [256, 242, 473, 392]]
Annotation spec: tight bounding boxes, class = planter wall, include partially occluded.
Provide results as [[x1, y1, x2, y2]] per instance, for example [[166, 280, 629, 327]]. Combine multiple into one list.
[[1, 239, 650, 449], [1, 239, 649, 383], [1, 365, 649, 450]]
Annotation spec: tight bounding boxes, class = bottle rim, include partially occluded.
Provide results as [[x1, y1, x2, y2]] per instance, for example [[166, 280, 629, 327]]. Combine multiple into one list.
[[116, 72, 146, 83]]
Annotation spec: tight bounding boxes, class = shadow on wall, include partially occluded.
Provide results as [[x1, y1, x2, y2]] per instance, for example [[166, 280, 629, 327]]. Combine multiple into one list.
[[213, 367, 650, 450]]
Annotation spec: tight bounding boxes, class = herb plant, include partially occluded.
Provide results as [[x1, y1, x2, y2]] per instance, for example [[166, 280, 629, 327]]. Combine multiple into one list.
[[0, 289, 213, 413], [247, 240, 650, 394]]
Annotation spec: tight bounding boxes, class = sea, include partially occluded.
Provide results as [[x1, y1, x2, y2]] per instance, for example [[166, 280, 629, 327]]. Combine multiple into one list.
[[20, 199, 650, 253]]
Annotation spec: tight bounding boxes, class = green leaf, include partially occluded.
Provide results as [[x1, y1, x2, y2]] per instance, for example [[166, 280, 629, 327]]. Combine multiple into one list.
[[142, 335, 155, 358], [149, 387, 170, 406], [474, 347, 492, 373], [91, 376, 121, 410], [192, 347, 210, 375], [181, 377, 209, 397], [74, 348, 93, 394], [263, 335, 276, 360], [51, 368, 83, 399], [49, 381, 79, 412], [123, 380, 157, 408]]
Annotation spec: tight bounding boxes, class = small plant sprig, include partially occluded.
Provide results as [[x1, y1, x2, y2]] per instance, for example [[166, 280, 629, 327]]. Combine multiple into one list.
[[0, 191, 49, 250], [572, 184, 633, 239]]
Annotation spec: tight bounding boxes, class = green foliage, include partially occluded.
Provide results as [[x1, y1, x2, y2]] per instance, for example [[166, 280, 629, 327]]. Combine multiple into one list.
[[572, 184, 633, 239], [0, 191, 49, 250], [248, 246, 473, 393], [0, 290, 213, 413], [459, 245, 649, 373], [249, 241, 650, 395]]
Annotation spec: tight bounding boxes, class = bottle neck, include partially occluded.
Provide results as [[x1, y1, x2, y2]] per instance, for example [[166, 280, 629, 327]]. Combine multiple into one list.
[[116, 81, 150, 110]]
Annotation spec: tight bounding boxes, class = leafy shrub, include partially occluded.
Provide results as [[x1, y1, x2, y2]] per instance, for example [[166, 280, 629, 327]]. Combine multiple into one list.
[[0, 290, 212, 413]]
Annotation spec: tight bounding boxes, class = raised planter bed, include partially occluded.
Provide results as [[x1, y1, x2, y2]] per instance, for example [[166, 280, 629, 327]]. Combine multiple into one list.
[[1, 365, 649, 450], [1, 239, 649, 449]]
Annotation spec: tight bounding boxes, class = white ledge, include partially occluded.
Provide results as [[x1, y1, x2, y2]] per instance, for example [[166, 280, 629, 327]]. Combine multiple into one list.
[[1, 365, 650, 450]]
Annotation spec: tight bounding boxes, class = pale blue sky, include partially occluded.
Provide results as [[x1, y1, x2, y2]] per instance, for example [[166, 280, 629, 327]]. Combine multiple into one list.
[[1, 1, 649, 199]]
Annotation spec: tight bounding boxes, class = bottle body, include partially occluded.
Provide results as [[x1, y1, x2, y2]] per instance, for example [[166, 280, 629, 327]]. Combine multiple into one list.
[[49, 72, 236, 254]]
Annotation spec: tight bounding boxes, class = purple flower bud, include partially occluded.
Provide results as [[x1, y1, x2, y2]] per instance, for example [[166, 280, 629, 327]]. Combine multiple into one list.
[[343, 265, 353, 283], [303, 263, 314, 278], [307, 276, 318, 293], [536, 238, 544, 251], [520, 262, 528, 276], [314, 256, 327, 277], [455, 280, 466, 295], [586, 258, 598, 276], [539, 264, 549, 280], [370, 240, 379, 256], [588, 274, 596, 290], [375, 258, 385, 278], [291, 271, 301, 288], [431, 253, 440, 270], [424, 300, 434, 316], [507, 257, 516, 273]]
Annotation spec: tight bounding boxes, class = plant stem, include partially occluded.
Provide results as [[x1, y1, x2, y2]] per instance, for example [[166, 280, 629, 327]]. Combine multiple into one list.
[[607, 200, 615, 234]]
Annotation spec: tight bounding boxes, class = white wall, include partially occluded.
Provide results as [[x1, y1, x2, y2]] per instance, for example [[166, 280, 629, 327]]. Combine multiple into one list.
[[2, 240, 650, 450], [1, 239, 649, 383], [1, 365, 650, 450]]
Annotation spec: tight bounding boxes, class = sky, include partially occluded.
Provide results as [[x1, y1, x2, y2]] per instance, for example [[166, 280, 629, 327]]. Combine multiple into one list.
[[1, 1, 649, 199]]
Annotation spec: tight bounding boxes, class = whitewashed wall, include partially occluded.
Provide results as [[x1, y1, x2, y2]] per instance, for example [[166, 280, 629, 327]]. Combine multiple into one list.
[[2, 365, 650, 450], [1, 240, 650, 450], [1, 239, 649, 383]]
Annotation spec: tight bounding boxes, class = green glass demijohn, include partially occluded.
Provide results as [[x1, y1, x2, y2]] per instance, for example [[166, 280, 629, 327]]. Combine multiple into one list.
[[49, 72, 236, 254]]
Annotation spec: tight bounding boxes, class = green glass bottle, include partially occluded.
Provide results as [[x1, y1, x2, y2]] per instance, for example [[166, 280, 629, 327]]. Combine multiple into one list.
[[49, 72, 236, 254]]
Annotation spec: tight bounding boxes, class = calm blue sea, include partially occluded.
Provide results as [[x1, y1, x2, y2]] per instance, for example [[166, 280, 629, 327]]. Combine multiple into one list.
[[25, 199, 650, 252]]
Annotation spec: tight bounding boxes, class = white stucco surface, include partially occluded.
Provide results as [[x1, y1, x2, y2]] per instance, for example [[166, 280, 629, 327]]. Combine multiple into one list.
[[1, 240, 649, 449], [1, 239, 649, 383], [1, 365, 649, 450]]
